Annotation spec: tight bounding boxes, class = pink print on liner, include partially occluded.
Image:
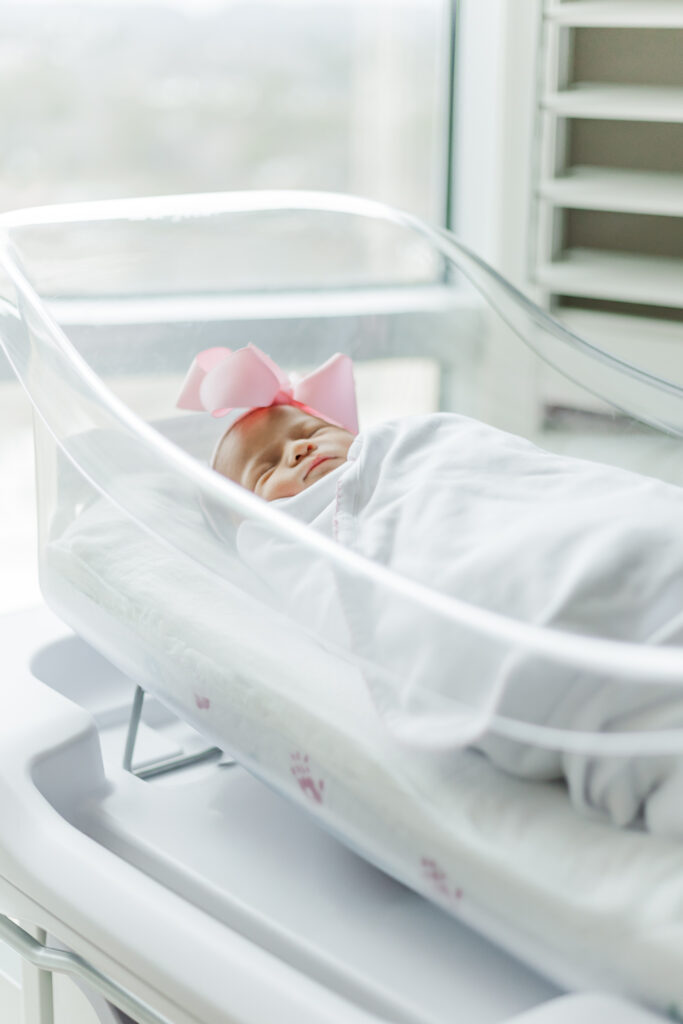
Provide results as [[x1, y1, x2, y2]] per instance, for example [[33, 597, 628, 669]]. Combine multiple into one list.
[[194, 693, 211, 710], [420, 856, 463, 904], [290, 751, 325, 805]]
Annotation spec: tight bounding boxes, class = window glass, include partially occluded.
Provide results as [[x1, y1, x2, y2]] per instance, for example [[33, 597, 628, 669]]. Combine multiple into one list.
[[0, 0, 453, 615], [0, 0, 450, 221]]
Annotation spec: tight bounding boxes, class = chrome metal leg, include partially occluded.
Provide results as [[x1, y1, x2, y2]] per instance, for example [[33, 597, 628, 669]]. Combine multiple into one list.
[[21, 925, 54, 1024], [122, 685, 224, 779], [0, 916, 173, 1024]]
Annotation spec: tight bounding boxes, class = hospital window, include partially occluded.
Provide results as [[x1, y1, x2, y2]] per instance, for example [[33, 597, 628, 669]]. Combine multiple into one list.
[[0, 0, 458, 615], [0, 0, 455, 223]]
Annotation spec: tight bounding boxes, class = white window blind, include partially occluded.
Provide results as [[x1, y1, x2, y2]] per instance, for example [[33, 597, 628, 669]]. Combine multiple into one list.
[[531, 0, 683, 417]]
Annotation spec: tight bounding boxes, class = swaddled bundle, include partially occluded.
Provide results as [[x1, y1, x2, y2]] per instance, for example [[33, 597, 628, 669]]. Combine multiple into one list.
[[243, 413, 683, 834], [180, 345, 683, 834]]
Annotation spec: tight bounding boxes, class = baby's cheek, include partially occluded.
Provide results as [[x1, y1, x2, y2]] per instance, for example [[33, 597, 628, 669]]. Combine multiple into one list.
[[266, 477, 306, 502]]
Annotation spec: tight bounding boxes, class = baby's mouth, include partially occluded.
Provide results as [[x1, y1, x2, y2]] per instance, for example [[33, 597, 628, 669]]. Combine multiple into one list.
[[304, 455, 335, 480]]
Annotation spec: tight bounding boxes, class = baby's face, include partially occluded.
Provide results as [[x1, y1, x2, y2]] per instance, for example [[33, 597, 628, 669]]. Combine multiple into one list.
[[213, 404, 354, 501]]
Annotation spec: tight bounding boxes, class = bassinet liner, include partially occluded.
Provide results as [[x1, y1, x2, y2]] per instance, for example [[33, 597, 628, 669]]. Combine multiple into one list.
[[45, 450, 683, 1017]]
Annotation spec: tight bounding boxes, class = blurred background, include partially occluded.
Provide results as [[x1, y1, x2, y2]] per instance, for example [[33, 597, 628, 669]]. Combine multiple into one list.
[[2, 0, 682, 617], [0, 0, 451, 217], [0, 0, 455, 613]]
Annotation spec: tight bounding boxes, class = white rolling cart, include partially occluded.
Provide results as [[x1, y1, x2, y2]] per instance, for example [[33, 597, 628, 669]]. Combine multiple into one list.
[[0, 603, 670, 1024]]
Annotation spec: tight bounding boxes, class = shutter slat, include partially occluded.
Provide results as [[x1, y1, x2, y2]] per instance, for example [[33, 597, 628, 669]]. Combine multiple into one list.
[[546, 1, 683, 29], [542, 83, 683, 122], [538, 166, 683, 216], [535, 248, 683, 306]]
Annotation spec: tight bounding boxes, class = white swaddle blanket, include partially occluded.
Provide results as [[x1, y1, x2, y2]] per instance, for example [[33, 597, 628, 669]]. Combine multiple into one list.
[[239, 413, 683, 833]]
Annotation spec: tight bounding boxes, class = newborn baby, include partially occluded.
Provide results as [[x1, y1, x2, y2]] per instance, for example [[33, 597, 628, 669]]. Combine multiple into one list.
[[211, 405, 354, 501]]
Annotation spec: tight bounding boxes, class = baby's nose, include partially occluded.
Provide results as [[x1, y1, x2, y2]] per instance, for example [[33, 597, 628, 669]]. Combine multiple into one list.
[[293, 440, 315, 462]]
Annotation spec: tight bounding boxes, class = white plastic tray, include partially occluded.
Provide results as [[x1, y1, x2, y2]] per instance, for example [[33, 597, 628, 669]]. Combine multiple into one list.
[[0, 604, 564, 1024]]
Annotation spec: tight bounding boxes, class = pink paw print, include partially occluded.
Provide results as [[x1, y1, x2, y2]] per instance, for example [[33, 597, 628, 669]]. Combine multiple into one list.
[[194, 693, 210, 710], [290, 751, 325, 805], [420, 856, 463, 904]]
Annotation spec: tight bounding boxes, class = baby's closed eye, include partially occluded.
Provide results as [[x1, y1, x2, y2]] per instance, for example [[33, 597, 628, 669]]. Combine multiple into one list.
[[250, 463, 274, 492]]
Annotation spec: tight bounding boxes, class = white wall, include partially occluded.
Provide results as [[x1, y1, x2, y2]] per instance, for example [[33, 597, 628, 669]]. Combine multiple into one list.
[[453, 0, 544, 434], [454, 0, 541, 280]]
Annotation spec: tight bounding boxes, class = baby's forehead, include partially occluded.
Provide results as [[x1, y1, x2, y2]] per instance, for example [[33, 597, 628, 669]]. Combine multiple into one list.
[[235, 405, 316, 449]]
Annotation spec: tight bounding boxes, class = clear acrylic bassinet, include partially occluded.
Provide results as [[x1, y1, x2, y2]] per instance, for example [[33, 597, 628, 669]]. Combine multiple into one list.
[[3, 191, 683, 1009]]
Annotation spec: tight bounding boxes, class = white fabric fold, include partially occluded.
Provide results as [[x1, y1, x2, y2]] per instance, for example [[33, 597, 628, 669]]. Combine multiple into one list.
[[243, 413, 683, 832]]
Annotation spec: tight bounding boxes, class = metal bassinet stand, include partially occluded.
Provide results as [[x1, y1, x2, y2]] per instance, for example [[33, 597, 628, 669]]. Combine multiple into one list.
[[122, 685, 226, 780], [0, 917, 158, 1024]]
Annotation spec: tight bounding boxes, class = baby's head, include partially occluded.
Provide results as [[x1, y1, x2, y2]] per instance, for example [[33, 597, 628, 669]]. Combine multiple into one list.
[[212, 403, 354, 501], [177, 344, 358, 501]]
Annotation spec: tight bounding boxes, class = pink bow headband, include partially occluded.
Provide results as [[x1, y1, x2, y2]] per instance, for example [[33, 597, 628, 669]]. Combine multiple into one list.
[[176, 344, 359, 447]]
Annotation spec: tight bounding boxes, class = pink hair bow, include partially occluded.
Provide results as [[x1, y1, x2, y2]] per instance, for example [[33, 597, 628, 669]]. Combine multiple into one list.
[[176, 343, 359, 435]]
